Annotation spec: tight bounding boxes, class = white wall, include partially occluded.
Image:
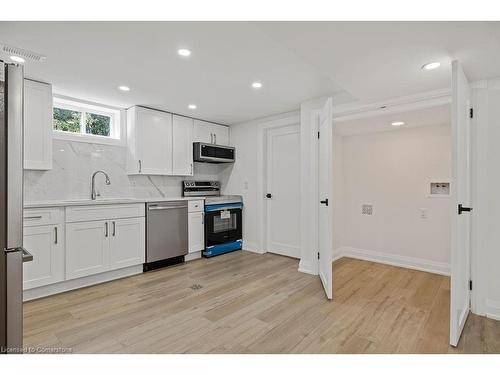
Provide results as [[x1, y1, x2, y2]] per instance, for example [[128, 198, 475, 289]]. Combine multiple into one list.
[[219, 120, 260, 251], [335, 124, 452, 275], [471, 78, 500, 320]]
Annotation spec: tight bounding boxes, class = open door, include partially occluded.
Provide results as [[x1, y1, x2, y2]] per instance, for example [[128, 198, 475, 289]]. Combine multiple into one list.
[[450, 60, 472, 347], [318, 98, 333, 300]]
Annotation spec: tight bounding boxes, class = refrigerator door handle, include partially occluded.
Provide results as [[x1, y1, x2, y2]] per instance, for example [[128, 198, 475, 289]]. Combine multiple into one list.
[[22, 247, 33, 263]]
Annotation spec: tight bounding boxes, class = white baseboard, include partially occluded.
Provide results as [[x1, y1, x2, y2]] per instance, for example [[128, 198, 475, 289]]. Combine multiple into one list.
[[185, 251, 202, 261], [298, 259, 317, 275], [243, 241, 265, 254], [485, 299, 500, 321], [23, 265, 143, 301], [336, 246, 450, 276]]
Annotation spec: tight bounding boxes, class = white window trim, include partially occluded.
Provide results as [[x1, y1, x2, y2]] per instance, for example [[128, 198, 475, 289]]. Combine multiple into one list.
[[52, 95, 126, 147]]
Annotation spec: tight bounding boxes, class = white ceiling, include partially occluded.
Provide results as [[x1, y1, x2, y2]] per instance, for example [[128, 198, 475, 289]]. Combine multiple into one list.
[[335, 104, 450, 136], [0, 21, 498, 124]]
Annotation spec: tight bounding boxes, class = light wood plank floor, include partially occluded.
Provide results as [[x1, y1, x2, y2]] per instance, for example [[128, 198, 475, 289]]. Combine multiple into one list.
[[23, 251, 500, 353]]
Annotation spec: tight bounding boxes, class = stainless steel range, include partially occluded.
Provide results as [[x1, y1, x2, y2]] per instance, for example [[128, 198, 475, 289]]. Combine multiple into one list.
[[182, 181, 242, 257]]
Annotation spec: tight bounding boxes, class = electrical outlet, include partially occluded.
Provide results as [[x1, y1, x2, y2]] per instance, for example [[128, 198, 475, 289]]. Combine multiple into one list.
[[244, 181, 249, 190], [362, 204, 373, 215]]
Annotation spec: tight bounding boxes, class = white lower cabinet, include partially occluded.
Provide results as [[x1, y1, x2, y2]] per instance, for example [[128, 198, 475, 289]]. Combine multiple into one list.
[[109, 217, 145, 269], [66, 220, 110, 280], [67, 217, 145, 280], [188, 212, 204, 253], [188, 200, 204, 254], [23, 224, 64, 290]]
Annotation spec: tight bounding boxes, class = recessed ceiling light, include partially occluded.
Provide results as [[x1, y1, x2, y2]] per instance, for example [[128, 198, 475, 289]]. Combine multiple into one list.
[[118, 85, 130, 91], [188, 104, 197, 110], [422, 62, 441, 71], [391, 121, 405, 126], [178, 48, 191, 57], [252, 81, 263, 89], [9, 55, 25, 63]]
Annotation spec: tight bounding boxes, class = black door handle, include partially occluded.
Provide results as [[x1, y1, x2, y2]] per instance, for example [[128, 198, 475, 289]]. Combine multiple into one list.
[[266, 193, 272, 198], [458, 204, 472, 215], [320, 198, 329, 206]]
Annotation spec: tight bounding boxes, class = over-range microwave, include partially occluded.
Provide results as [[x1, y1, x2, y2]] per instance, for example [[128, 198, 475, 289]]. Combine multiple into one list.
[[193, 142, 235, 163]]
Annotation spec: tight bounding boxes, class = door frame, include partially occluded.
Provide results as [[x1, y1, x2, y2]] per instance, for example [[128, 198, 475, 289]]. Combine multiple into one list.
[[255, 112, 301, 255]]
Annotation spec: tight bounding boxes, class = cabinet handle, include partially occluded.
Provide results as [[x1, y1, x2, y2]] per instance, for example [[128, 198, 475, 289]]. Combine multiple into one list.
[[105, 222, 108, 237], [112, 221, 116, 236], [138, 160, 142, 173], [210, 133, 213, 144], [202, 212, 204, 225], [214, 134, 217, 144], [54, 226, 58, 244], [24, 215, 42, 220], [190, 163, 193, 175]]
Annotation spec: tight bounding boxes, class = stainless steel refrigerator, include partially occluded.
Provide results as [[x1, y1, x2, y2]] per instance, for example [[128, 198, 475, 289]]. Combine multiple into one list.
[[1, 60, 33, 353]]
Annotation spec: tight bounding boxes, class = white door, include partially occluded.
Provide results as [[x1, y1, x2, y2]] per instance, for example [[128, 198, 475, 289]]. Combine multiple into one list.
[[450, 60, 473, 347], [109, 217, 145, 270], [188, 212, 205, 253], [23, 224, 64, 289], [137, 107, 173, 175], [318, 98, 333, 300], [265, 124, 301, 258], [172, 115, 194, 176], [66, 220, 110, 279]]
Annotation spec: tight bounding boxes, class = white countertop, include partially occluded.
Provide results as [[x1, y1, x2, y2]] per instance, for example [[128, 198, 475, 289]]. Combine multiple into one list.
[[24, 196, 205, 209]]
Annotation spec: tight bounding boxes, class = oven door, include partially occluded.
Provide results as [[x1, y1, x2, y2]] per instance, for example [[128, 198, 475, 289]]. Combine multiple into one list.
[[205, 203, 242, 248]]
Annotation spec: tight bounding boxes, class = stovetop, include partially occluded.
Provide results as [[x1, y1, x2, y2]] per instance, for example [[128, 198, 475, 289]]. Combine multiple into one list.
[[205, 195, 243, 205]]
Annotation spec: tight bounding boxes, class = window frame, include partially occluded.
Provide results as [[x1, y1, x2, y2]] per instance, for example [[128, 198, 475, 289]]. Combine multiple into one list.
[[52, 96, 125, 146]]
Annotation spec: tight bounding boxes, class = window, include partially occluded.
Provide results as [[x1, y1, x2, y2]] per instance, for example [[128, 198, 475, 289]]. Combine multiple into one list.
[[53, 97, 123, 145]]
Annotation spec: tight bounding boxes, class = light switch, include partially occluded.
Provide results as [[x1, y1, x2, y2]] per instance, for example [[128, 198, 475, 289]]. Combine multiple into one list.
[[419, 208, 428, 219]]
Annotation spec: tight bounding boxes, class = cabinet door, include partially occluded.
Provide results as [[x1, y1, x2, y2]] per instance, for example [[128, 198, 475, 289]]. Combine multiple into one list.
[[24, 80, 52, 170], [212, 124, 229, 146], [110, 217, 145, 270], [188, 212, 205, 253], [23, 225, 64, 289], [172, 115, 194, 176], [136, 107, 173, 175], [193, 120, 214, 144], [66, 220, 110, 280]]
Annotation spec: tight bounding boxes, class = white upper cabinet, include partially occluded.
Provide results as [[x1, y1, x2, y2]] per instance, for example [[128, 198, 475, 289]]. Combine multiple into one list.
[[127, 106, 173, 175], [193, 120, 229, 146], [24, 79, 53, 170], [172, 115, 194, 176]]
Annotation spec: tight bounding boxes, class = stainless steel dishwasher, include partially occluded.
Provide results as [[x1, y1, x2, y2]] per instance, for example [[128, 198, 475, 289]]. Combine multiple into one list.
[[144, 201, 188, 271]]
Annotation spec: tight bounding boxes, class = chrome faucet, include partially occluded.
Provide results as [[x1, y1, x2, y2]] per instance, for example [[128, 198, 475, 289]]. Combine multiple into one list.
[[91, 170, 111, 200]]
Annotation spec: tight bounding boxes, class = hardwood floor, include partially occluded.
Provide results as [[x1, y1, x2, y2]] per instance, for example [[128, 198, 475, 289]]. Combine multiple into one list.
[[23, 251, 500, 353]]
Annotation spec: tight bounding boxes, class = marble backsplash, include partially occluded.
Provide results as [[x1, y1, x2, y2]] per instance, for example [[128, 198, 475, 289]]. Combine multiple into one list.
[[24, 139, 232, 202]]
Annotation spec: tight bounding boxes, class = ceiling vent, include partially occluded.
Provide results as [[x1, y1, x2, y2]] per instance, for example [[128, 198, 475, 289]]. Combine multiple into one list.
[[1, 44, 46, 62]]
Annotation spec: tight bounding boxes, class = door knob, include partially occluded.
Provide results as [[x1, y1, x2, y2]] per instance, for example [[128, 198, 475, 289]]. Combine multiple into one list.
[[266, 193, 272, 198], [320, 198, 329, 206]]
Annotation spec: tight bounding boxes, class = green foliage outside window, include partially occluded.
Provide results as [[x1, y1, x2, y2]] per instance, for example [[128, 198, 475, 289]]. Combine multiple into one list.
[[53, 107, 111, 137], [86, 113, 110, 136], [53, 107, 81, 133]]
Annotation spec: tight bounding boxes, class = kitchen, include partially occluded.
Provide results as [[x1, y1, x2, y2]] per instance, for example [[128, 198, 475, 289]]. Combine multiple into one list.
[[22, 87, 242, 299], [2, 19, 500, 359]]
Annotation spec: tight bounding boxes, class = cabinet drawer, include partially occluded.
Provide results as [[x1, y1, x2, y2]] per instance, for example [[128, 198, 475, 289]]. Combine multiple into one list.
[[24, 207, 63, 227], [188, 200, 204, 213], [66, 203, 145, 223]]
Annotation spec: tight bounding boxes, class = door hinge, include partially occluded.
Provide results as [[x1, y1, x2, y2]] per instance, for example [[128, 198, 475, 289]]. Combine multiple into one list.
[[317, 131, 320, 139], [470, 108, 474, 119], [469, 280, 473, 291], [317, 252, 320, 260]]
